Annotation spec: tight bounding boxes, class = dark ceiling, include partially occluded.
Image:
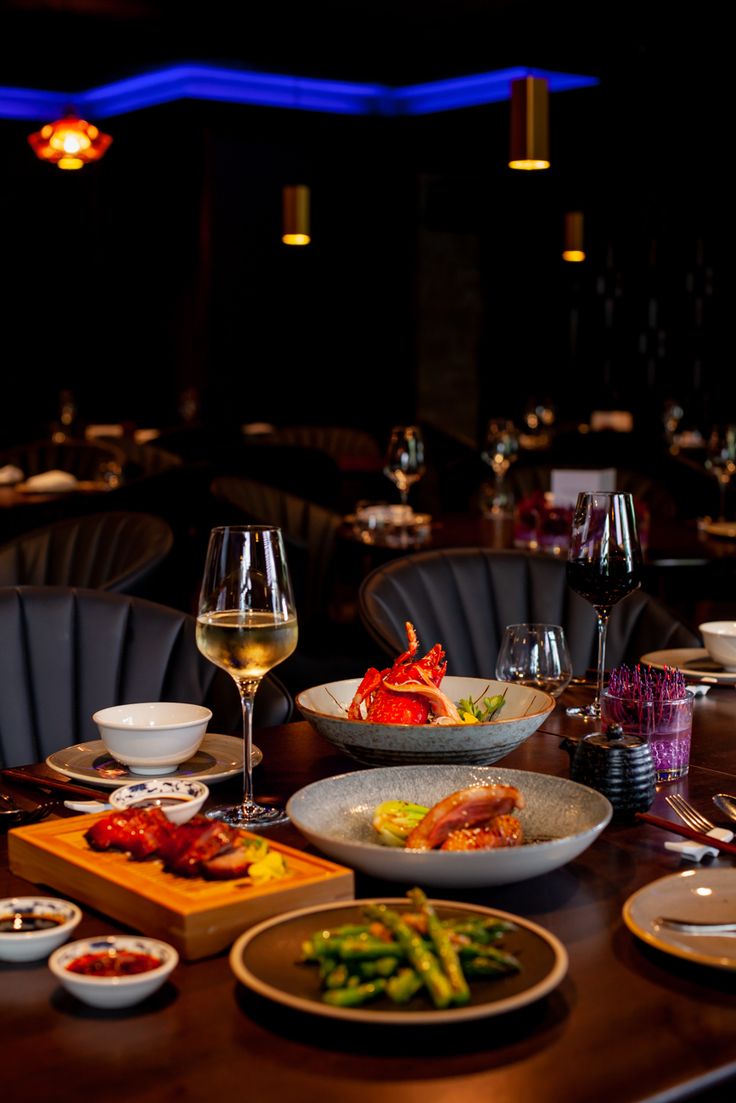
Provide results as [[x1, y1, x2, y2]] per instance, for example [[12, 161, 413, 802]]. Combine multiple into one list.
[[0, 0, 726, 91]]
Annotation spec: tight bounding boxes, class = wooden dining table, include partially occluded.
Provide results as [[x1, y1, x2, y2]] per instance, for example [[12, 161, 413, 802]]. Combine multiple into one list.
[[3, 683, 736, 1103]]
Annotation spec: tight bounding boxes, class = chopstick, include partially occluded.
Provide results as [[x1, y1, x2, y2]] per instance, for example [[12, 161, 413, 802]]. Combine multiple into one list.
[[0, 767, 111, 801], [635, 812, 736, 856]]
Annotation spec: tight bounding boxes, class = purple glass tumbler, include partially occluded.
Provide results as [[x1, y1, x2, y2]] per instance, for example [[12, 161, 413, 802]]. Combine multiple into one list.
[[600, 689, 694, 783]]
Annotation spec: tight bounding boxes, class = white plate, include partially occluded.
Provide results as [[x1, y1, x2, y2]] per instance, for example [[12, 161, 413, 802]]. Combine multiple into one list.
[[623, 868, 736, 969], [701, 520, 736, 539], [230, 897, 568, 1024], [46, 733, 261, 788], [286, 765, 612, 888], [640, 648, 736, 685]]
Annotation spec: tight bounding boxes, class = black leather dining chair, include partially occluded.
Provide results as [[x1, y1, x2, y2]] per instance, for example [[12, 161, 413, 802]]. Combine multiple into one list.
[[358, 547, 700, 677], [0, 586, 293, 768], [0, 511, 174, 597]]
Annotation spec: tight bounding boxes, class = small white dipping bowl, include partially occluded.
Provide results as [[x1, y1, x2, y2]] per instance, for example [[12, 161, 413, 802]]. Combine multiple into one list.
[[0, 896, 82, 962], [48, 935, 179, 1009], [92, 702, 212, 775], [109, 779, 209, 824], [699, 621, 736, 672]]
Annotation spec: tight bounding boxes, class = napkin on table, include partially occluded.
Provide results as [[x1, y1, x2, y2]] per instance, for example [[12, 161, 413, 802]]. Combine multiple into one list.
[[0, 464, 24, 485], [22, 469, 79, 491]]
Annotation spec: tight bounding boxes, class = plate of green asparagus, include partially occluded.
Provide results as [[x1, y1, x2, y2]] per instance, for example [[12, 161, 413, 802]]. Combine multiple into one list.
[[229, 888, 568, 1024]]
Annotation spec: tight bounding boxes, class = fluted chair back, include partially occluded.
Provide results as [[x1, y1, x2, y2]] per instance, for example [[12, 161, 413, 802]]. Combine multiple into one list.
[[210, 476, 343, 628], [359, 547, 700, 677], [271, 425, 383, 471], [0, 512, 174, 596], [0, 586, 292, 768]]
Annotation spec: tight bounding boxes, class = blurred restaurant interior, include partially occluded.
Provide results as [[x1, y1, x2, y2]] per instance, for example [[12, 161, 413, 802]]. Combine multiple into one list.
[[0, 0, 733, 692]]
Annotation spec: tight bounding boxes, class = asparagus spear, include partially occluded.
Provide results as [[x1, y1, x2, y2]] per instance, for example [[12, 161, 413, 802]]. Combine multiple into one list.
[[323, 979, 387, 1007], [408, 888, 470, 1006], [387, 967, 424, 1003], [364, 903, 453, 1009]]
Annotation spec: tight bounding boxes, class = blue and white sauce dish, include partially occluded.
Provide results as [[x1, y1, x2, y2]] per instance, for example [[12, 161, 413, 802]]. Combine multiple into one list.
[[0, 896, 82, 962], [48, 935, 179, 1009], [108, 778, 209, 824]]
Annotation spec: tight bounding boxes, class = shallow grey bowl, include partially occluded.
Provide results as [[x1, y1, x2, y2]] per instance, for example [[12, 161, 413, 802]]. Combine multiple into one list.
[[286, 764, 612, 888], [295, 676, 555, 767]]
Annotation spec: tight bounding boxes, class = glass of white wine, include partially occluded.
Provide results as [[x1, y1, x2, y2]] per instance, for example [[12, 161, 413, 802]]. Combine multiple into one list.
[[196, 525, 298, 826]]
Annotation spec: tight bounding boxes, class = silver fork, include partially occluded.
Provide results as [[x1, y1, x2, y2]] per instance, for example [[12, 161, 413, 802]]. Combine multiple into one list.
[[665, 793, 717, 833], [665, 794, 734, 840]]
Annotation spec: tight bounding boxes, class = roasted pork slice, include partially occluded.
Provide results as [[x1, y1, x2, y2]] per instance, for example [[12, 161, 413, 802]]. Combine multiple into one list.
[[161, 821, 239, 877], [404, 785, 524, 850], [85, 806, 172, 857], [440, 814, 524, 850], [201, 847, 254, 880]]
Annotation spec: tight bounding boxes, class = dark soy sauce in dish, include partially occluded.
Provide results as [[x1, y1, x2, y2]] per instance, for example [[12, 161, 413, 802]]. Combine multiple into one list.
[[129, 796, 192, 808], [0, 913, 65, 932]]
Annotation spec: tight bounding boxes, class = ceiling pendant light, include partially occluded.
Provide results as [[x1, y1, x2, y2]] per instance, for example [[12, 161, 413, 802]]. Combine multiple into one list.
[[28, 113, 112, 170], [282, 184, 310, 246], [508, 76, 550, 171], [563, 211, 585, 262]]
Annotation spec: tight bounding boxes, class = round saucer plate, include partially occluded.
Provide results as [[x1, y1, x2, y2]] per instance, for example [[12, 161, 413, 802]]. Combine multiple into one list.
[[640, 648, 736, 685], [45, 733, 261, 788], [623, 868, 736, 970], [230, 897, 568, 1024]]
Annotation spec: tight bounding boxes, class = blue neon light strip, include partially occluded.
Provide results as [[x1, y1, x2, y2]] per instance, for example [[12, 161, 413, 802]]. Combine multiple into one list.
[[0, 63, 598, 122]]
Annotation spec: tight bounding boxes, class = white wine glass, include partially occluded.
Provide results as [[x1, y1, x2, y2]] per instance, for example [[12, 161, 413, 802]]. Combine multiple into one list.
[[495, 623, 573, 697], [196, 525, 298, 826], [384, 425, 426, 508]]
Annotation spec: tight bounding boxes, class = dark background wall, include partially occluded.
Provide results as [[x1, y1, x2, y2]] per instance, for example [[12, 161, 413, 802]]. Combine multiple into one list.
[[0, 44, 730, 451]]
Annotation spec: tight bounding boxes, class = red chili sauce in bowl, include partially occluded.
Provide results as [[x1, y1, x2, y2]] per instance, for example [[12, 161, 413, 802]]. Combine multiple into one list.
[[67, 949, 162, 976]]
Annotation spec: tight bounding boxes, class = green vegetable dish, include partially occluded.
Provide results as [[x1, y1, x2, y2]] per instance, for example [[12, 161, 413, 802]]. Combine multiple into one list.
[[300, 887, 521, 1009]]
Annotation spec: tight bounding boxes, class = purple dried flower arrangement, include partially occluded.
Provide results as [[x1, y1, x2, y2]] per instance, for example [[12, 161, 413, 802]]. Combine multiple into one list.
[[602, 664, 693, 781]]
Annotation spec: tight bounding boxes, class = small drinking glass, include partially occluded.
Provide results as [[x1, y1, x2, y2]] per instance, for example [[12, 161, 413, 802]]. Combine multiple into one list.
[[600, 689, 694, 782], [195, 525, 298, 826], [384, 425, 426, 509], [495, 623, 573, 697], [705, 424, 736, 521]]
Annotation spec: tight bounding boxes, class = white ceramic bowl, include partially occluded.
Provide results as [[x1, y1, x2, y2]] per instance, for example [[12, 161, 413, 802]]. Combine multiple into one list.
[[0, 896, 82, 962], [699, 622, 736, 672], [286, 764, 612, 888], [109, 779, 209, 824], [48, 935, 179, 1009], [92, 702, 212, 775], [295, 676, 555, 766]]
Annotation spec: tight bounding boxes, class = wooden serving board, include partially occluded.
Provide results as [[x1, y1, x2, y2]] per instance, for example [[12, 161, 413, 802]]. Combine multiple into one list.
[[8, 813, 355, 960]]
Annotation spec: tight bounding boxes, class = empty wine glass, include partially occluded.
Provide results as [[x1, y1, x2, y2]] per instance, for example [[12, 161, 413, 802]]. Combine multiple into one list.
[[565, 492, 642, 719], [384, 425, 426, 508], [481, 418, 519, 481], [195, 525, 298, 826], [705, 424, 736, 521], [495, 624, 573, 697]]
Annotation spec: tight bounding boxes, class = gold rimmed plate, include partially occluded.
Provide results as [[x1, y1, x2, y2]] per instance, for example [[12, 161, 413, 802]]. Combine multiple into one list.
[[623, 868, 736, 970], [640, 648, 736, 685], [45, 733, 261, 787], [230, 897, 568, 1025]]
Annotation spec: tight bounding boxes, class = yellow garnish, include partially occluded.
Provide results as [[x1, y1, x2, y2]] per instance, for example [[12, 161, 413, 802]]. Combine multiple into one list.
[[461, 712, 480, 724], [249, 851, 289, 884]]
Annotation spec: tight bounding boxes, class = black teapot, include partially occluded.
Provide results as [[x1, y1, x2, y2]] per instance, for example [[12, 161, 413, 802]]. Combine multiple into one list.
[[561, 723, 656, 817]]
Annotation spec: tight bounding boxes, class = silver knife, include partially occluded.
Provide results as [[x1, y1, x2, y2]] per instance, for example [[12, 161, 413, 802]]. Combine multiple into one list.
[[656, 916, 736, 934]]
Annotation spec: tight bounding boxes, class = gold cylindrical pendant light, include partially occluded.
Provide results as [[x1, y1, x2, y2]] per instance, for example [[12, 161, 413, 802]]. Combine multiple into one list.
[[509, 76, 550, 170], [563, 211, 585, 262], [282, 184, 310, 245]]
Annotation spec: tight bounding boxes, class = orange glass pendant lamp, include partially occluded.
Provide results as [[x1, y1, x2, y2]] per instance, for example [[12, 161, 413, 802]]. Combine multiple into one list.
[[282, 184, 310, 245], [28, 114, 112, 170], [563, 211, 585, 262], [509, 76, 550, 170]]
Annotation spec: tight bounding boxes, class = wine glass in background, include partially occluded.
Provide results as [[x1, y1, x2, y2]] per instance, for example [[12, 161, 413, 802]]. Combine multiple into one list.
[[565, 492, 642, 719], [481, 418, 520, 484], [195, 526, 298, 826], [705, 424, 736, 521], [384, 425, 426, 508], [495, 624, 573, 697]]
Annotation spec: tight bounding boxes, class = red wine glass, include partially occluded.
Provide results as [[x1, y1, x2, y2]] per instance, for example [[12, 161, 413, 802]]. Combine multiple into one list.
[[565, 491, 642, 719]]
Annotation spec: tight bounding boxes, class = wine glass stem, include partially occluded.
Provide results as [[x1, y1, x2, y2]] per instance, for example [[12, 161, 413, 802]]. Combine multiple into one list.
[[594, 611, 610, 713], [719, 479, 727, 522], [399, 489, 409, 507], [237, 679, 259, 810]]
